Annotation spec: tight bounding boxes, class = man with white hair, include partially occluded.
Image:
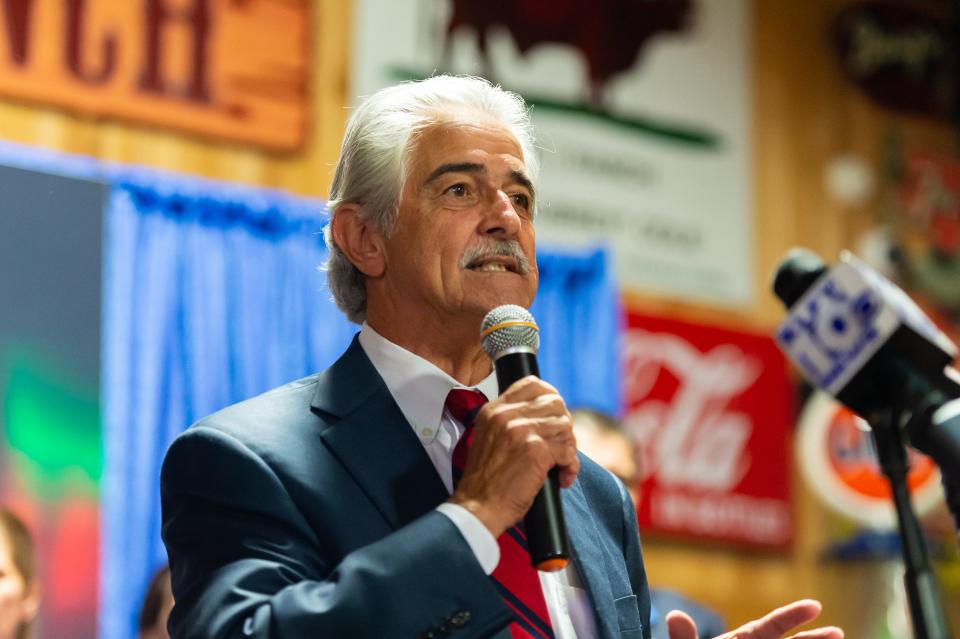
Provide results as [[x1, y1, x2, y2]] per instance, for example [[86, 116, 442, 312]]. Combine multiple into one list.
[[161, 75, 843, 639]]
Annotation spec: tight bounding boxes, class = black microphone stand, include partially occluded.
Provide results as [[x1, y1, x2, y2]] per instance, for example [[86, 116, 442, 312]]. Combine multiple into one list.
[[906, 396, 960, 535], [944, 476, 960, 538], [869, 405, 952, 639]]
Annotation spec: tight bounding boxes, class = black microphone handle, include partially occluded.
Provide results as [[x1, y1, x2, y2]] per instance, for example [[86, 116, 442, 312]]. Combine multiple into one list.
[[494, 351, 571, 571]]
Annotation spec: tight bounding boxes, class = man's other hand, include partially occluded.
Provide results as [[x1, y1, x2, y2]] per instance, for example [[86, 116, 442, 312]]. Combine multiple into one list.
[[449, 376, 579, 537], [667, 599, 843, 639]]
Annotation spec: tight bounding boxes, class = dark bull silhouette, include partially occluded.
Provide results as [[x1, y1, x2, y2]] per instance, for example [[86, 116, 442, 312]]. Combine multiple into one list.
[[444, 0, 695, 106]]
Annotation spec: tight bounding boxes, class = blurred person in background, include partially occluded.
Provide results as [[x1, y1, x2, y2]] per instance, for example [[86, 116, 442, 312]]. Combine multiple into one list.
[[138, 565, 173, 639], [571, 409, 725, 639], [571, 409, 643, 505], [0, 508, 40, 639]]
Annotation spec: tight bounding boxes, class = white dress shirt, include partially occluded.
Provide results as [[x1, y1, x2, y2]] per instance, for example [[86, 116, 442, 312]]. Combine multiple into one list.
[[359, 323, 598, 639]]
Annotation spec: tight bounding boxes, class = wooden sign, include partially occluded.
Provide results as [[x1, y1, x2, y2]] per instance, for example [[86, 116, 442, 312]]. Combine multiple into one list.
[[0, 0, 309, 151]]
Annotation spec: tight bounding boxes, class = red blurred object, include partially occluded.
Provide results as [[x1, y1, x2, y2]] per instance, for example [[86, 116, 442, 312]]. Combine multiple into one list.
[[622, 312, 794, 548]]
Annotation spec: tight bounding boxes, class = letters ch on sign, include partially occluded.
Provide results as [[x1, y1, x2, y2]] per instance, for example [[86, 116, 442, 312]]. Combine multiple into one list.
[[0, 0, 307, 149], [3, 0, 212, 101], [622, 330, 759, 492]]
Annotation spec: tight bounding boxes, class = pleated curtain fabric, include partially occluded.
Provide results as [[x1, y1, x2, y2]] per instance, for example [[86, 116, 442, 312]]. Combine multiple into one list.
[[99, 171, 356, 639]]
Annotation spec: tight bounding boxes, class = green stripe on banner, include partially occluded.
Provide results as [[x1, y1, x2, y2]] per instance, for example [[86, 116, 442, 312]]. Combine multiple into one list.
[[3, 353, 102, 496], [388, 66, 721, 149]]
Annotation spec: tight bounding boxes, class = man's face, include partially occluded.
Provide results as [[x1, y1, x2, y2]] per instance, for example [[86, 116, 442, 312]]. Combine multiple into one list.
[[379, 120, 538, 326]]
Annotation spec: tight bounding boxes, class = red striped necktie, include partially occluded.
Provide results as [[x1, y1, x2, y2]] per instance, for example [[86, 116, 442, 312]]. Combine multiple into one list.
[[446, 388, 557, 639]]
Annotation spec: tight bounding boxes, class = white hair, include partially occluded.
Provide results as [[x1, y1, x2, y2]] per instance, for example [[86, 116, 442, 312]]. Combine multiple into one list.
[[323, 75, 539, 324]]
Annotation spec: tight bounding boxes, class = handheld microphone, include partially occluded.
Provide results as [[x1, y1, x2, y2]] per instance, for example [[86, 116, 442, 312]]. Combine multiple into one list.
[[480, 304, 570, 572], [771, 248, 960, 473]]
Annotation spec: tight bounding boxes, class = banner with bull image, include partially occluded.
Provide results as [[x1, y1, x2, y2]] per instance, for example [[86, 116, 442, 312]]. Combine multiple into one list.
[[352, 0, 754, 305], [623, 312, 794, 548]]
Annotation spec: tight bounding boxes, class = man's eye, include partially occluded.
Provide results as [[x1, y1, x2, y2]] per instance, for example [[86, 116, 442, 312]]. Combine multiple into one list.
[[511, 193, 530, 209], [446, 184, 467, 197]]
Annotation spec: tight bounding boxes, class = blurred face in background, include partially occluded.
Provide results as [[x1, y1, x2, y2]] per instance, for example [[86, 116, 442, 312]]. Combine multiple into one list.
[[0, 523, 39, 639], [138, 567, 173, 639], [571, 411, 641, 505]]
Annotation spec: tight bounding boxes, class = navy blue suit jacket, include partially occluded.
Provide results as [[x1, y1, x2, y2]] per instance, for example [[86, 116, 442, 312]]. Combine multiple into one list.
[[161, 337, 652, 638]]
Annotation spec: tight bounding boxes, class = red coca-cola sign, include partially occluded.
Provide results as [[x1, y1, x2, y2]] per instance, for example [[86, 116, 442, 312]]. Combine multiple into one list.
[[623, 312, 794, 548]]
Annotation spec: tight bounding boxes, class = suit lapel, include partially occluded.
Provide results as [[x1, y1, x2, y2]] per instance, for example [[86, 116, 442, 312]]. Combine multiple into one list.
[[312, 339, 619, 638], [563, 481, 619, 639], [311, 337, 449, 529]]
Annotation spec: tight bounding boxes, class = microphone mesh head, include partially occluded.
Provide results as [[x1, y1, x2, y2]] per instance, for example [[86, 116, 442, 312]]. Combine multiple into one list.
[[480, 305, 540, 358]]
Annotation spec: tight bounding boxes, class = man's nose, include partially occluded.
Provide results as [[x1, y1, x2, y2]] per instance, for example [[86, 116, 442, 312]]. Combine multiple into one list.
[[478, 191, 522, 237]]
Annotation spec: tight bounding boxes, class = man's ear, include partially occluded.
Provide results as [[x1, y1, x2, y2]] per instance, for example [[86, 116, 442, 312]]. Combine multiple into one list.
[[330, 203, 386, 278]]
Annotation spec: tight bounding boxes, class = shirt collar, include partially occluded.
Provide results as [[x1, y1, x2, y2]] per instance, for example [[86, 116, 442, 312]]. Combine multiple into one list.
[[358, 323, 498, 438]]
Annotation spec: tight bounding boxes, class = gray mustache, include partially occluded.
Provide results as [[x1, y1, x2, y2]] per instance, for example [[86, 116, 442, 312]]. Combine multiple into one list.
[[459, 240, 532, 275]]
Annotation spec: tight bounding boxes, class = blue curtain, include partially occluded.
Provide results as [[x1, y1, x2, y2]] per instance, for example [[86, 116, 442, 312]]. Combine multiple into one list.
[[532, 246, 623, 416], [99, 170, 356, 639]]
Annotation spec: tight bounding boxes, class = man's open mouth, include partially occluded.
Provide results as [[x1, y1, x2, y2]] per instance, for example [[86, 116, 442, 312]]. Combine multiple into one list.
[[467, 258, 518, 273]]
